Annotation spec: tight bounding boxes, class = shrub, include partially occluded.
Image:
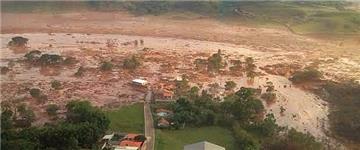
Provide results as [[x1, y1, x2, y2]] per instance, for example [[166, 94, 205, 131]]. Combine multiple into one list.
[[37, 54, 64, 66], [225, 81, 237, 91], [1, 66, 10, 74], [261, 92, 276, 104], [29, 88, 41, 98], [46, 104, 59, 116], [290, 68, 322, 83], [51, 80, 62, 90], [123, 56, 140, 70], [24, 50, 42, 62], [100, 61, 113, 71], [63, 57, 78, 65], [74, 66, 85, 77], [8, 36, 28, 47]]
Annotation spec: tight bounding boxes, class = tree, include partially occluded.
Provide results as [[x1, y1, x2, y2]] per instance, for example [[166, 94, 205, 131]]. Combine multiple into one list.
[[15, 104, 35, 127], [51, 80, 62, 90], [174, 75, 190, 98], [233, 124, 261, 150], [8, 36, 28, 48], [208, 83, 220, 95], [267, 128, 323, 150], [188, 86, 200, 99], [1, 109, 13, 130], [29, 88, 41, 98], [245, 57, 256, 79], [100, 61, 113, 71], [207, 49, 223, 73], [46, 104, 59, 117], [290, 67, 322, 84], [225, 81, 237, 91], [24, 50, 42, 62], [123, 55, 140, 70], [37, 54, 64, 66], [66, 100, 110, 133], [246, 114, 279, 138]]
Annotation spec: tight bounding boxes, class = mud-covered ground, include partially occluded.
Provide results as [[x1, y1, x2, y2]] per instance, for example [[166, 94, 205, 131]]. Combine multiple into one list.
[[0, 33, 329, 140], [1, 11, 359, 147]]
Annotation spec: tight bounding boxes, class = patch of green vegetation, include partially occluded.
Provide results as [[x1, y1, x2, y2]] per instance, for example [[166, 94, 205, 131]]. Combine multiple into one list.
[[320, 81, 360, 143], [2, 1, 359, 34], [155, 126, 236, 150], [105, 103, 144, 134]]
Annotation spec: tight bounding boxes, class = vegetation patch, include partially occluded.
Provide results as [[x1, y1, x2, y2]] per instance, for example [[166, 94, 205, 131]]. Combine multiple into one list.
[[105, 103, 144, 134]]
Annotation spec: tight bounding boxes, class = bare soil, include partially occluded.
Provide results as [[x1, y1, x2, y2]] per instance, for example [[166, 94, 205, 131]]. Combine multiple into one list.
[[1, 11, 358, 148]]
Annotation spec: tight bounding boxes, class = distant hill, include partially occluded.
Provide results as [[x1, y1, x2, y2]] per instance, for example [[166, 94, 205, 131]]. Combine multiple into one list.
[[2, 1, 360, 35]]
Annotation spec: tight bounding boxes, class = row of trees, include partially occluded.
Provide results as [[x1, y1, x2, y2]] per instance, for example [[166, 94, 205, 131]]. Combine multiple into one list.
[[1, 100, 110, 150], [195, 50, 258, 80], [24, 50, 77, 66], [99, 55, 141, 72]]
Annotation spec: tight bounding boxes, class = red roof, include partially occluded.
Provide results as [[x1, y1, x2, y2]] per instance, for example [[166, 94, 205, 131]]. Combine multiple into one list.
[[119, 140, 142, 148]]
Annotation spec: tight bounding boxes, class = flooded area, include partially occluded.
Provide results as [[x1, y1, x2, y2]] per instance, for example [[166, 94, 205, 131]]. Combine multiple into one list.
[[0, 33, 339, 141]]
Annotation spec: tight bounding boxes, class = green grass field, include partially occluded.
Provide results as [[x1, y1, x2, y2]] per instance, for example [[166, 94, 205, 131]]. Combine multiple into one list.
[[155, 126, 236, 150], [105, 103, 144, 134]]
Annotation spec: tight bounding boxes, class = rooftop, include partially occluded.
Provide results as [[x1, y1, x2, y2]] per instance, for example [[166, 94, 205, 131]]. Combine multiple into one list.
[[184, 141, 225, 150]]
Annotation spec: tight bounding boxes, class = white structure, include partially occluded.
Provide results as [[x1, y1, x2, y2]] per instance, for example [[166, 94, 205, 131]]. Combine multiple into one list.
[[184, 141, 225, 150], [132, 79, 148, 86]]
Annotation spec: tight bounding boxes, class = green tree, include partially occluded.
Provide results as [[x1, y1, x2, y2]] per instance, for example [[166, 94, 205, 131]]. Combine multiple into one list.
[[29, 88, 41, 98], [1, 109, 13, 130], [46, 104, 59, 117], [8, 36, 28, 47], [24, 50, 42, 62], [66, 100, 110, 133], [37, 54, 64, 66], [123, 55, 141, 70], [225, 81, 237, 91], [267, 128, 323, 150], [207, 49, 223, 73], [15, 104, 35, 127], [233, 124, 261, 150], [290, 67, 322, 84], [51, 80, 62, 90], [100, 61, 113, 71]]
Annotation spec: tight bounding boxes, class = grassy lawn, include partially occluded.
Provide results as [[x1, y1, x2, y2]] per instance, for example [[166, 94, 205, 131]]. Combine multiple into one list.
[[155, 126, 236, 150], [105, 103, 144, 134]]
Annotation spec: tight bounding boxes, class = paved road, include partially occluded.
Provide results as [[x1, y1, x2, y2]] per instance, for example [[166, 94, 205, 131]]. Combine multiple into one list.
[[144, 90, 155, 150]]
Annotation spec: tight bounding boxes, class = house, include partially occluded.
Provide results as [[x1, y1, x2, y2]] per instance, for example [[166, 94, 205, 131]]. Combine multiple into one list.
[[157, 117, 170, 128], [114, 133, 145, 150], [155, 108, 173, 117], [116, 140, 143, 150], [132, 79, 148, 86], [184, 141, 225, 150]]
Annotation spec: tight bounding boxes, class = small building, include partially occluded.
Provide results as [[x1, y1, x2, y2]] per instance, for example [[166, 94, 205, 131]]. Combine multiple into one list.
[[157, 117, 170, 128], [184, 141, 225, 150], [116, 140, 143, 150], [155, 108, 173, 117], [132, 79, 148, 86]]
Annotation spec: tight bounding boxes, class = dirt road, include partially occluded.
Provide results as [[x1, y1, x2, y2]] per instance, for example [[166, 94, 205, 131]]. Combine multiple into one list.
[[144, 90, 155, 150]]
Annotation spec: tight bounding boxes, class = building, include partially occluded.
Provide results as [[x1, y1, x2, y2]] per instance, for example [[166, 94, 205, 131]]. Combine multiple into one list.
[[184, 141, 225, 150], [132, 79, 148, 86], [157, 117, 170, 128]]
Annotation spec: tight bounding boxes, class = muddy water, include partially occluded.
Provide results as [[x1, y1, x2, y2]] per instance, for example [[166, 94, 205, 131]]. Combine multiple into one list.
[[0, 33, 336, 141]]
